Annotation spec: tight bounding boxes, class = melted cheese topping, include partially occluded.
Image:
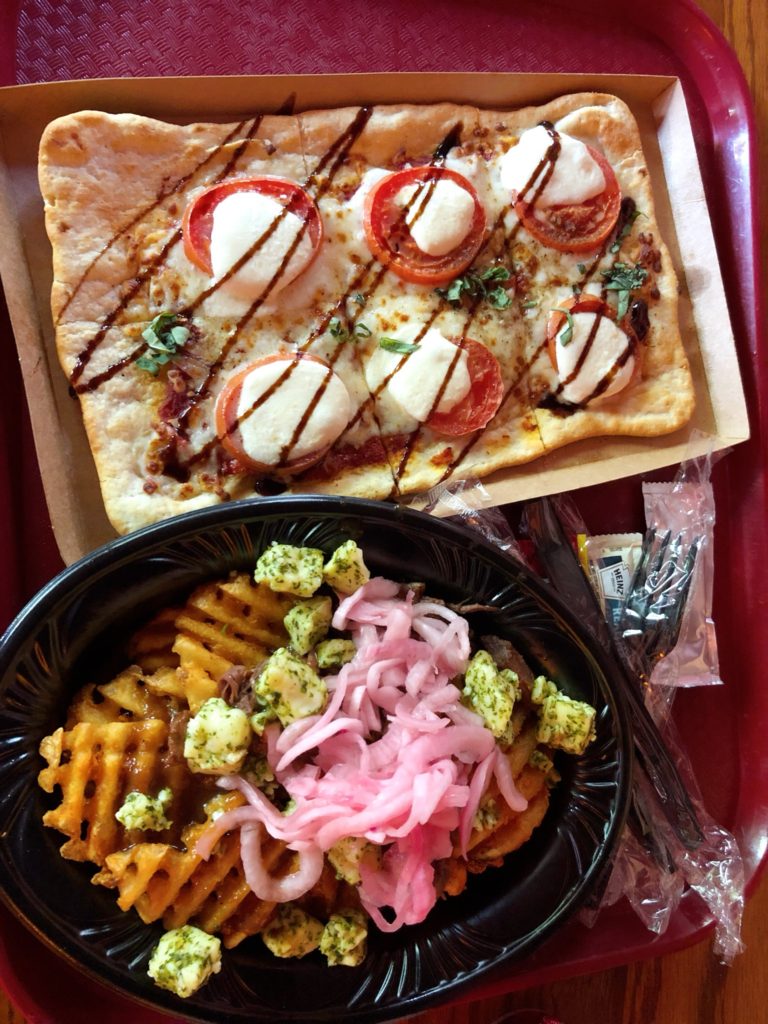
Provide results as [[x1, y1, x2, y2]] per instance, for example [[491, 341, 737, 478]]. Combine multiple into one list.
[[397, 178, 476, 256], [444, 151, 487, 194], [209, 191, 315, 302], [365, 328, 471, 422], [499, 125, 605, 207], [235, 358, 352, 465], [556, 313, 635, 404], [349, 168, 391, 215]]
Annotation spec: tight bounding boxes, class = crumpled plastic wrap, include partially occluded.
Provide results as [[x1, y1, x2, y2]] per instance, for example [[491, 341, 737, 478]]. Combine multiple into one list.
[[640, 457, 721, 687], [418, 468, 744, 963], [418, 478, 529, 564]]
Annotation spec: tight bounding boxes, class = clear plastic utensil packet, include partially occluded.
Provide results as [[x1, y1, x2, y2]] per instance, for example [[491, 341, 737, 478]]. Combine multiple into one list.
[[639, 468, 720, 688]]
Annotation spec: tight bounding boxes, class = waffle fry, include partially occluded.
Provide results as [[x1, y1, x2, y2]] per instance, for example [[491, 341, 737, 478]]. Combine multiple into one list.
[[127, 605, 184, 672], [172, 574, 293, 712], [92, 796, 341, 949], [65, 666, 181, 727], [39, 719, 195, 863], [436, 720, 553, 888], [38, 557, 592, 994], [175, 574, 292, 668], [465, 722, 549, 858], [219, 886, 284, 949], [126, 574, 291, 682], [92, 810, 286, 949], [471, 787, 551, 864]]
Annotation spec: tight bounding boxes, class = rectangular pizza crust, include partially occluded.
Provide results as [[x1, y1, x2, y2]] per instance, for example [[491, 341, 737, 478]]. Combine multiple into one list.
[[38, 93, 694, 534]]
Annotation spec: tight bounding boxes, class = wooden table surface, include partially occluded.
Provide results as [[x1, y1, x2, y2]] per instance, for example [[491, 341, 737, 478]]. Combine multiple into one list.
[[1, 1, 764, 1022]]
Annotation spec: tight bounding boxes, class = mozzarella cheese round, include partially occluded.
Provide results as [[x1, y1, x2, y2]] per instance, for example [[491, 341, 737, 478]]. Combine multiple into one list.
[[499, 125, 606, 207], [397, 177, 476, 256], [235, 358, 352, 466], [209, 191, 315, 301], [555, 312, 635, 404], [366, 328, 471, 422]]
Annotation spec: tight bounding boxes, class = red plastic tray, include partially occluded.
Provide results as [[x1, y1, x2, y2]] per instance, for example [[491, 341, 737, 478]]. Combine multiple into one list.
[[0, 1, 763, 1021]]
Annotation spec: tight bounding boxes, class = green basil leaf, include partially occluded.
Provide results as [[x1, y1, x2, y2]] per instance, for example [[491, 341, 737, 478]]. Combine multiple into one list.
[[550, 308, 575, 346], [169, 325, 190, 347], [479, 266, 510, 283], [521, 299, 538, 310], [352, 293, 365, 306], [149, 311, 177, 333], [144, 332, 175, 353], [437, 266, 512, 308], [488, 286, 512, 309], [329, 317, 346, 338], [137, 311, 190, 373], [601, 262, 648, 292], [380, 337, 419, 355], [353, 323, 372, 338], [136, 354, 159, 374], [444, 279, 467, 303], [616, 289, 630, 319]]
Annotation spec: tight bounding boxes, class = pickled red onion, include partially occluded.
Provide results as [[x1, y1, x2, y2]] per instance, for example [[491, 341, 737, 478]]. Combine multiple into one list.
[[196, 577, 527, 930]]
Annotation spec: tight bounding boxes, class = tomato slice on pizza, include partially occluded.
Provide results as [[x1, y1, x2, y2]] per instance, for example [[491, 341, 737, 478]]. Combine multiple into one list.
[[365, 330, 503, 437], [182, 177, 324, 288], [546, 294, 639, 403], [363, 166, 487, 284], [426, 338, 504, 436], [516, 146, 620, 253], [215, 352, 352, 475], [501, 125, 621, 253]]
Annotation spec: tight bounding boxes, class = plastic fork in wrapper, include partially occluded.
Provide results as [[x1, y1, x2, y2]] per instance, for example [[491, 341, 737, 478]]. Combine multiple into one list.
[[619, 529, 702, 683]]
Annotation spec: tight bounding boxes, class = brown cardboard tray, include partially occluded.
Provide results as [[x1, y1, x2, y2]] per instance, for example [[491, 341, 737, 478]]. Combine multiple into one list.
[[0, 73, 749, 563]]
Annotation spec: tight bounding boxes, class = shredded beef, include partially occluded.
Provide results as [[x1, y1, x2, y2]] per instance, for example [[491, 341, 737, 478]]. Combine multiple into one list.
[[450, 602, 498, 615], [219, 662, 267, 715], [219, 665, 249, 704], [480, 635, 535, 691], [168, 710, 191, 763], [398, 582, 427, 602], [235, 685, 260, 716]]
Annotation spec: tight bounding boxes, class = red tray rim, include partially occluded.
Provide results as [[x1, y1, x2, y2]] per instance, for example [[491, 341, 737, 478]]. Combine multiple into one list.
[[0, 0, 763, 1018]]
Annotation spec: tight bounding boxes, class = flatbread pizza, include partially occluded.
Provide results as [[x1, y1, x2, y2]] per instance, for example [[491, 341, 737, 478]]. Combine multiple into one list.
[[38, 94, 694, 534]]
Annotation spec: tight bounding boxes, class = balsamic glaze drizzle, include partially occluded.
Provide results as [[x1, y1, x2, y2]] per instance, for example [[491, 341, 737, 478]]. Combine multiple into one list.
[[387, 120, 564, 490], [552, 313, 605, 399], [433, 126, 638, 481], [66, 109, 489, 485], [235, 122, 461, 477], [542, 197, 640, 410], [70, 106, 639, 494], [57, 117, 257, 327], [275, 123, 466, 473], [158, 107, 377, 478], [279, 363, 335, 465], [69, 114, 265, 391]]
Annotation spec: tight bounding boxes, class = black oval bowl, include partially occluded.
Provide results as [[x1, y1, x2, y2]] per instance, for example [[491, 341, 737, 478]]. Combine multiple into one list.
[[0, 496, 632, 1023]]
